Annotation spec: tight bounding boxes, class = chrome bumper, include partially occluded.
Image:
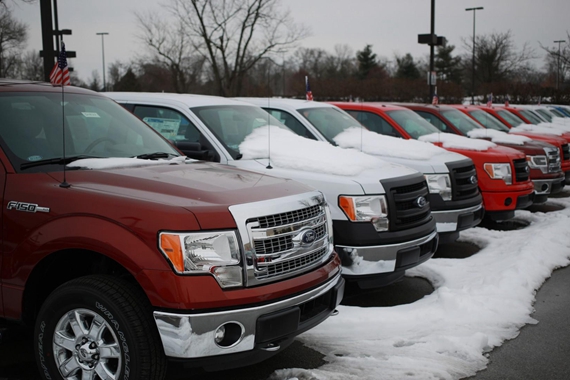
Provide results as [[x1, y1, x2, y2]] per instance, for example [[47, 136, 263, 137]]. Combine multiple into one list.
[[153, 271, 343, 359], [532, 177, 565, 195], [337, 229, 438, 276], [432, 203, 483, 232]]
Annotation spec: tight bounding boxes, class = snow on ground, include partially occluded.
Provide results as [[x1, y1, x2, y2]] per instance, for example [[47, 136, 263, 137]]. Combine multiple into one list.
[[334, 127, 447, 160], [419, 133, 496, 151], [271, 191, 570, 380]]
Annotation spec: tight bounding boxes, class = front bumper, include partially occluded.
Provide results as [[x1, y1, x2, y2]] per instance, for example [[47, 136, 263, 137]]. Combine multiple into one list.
[[153, 271, 344, 360], [432, 203, 483, 233], [337, 229, 438, 277], [532, 176, 566, 203]]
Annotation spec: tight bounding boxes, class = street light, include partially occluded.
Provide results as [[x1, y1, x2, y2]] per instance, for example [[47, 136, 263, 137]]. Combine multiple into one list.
[[96, 32, 109, 91], [554, 40, 566, 91], [466, 7, 483, 105]]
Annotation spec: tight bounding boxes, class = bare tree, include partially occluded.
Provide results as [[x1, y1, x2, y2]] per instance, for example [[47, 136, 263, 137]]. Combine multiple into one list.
[[167, 0, 309, 96], [17, 49, 42, 80], [463, 31, 535, 84], [0, 5, 27, 77], [136, 10, 206, 93]]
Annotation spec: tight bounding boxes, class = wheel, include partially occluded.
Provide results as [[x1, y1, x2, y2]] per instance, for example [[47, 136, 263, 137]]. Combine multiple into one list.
[[34, 275, 167, 380], [83, 138, 114, 154]]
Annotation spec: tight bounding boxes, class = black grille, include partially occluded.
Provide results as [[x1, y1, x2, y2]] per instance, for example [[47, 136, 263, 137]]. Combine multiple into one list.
[[389, 180, 431, 231], [248, 205, 321, 228], [254, 224, 326, 255], [513, 158, 529, 183], [562, 144, 569, 161], [450, 163, 479, 200]]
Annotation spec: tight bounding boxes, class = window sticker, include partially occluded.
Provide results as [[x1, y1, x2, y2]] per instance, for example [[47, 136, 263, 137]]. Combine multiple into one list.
[[143, 117, 181, 139], [81, 112, 101, 118]]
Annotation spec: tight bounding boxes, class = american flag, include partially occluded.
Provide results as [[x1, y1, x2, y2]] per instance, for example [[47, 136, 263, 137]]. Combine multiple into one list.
[[486, 93, 493, 107], [505, 94, 510, 107], [432, 86, 439, 105], [305, 76, 313, 101], [49, 42, 71, 86]]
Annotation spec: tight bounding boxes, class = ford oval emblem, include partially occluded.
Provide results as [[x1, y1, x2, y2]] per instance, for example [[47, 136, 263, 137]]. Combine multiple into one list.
[[301, 229, 317, 245], [525, 165, 530, 173], [469, 175, 477, 184], [415, 196, 427, 208]]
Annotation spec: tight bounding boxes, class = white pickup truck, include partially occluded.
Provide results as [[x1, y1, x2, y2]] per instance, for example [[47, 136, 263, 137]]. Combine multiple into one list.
[[238, 98, 483, 243], [105, 93, 439, 289]]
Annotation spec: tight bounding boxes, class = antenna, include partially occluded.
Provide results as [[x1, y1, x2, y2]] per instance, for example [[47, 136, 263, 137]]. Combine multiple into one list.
[[266, 97, 272, 169]]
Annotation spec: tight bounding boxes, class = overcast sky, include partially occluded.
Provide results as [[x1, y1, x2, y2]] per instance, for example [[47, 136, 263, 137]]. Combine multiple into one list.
[[9, 0, 570, 83]]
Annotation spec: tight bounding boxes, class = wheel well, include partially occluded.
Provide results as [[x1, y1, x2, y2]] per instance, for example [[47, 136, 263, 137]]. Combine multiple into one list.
[[22, 249, 144, 326]]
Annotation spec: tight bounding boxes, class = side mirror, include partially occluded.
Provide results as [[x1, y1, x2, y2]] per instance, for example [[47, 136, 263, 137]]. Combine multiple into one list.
[[174, 141, 213, 161]]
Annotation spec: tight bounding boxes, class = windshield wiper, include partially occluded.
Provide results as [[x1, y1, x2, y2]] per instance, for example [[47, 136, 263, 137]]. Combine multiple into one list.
[[134, 152, 177, 160], [20, 155, 102, 170]]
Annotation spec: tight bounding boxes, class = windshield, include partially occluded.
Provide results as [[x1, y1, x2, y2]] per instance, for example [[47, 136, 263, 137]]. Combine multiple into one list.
[[497, 110, 525, 127], [297, 107, 363, 144], [385, 109, 441, 139], [0, 92, 179, 173], [439, 109, 483, 135], [549, 108, 566, 118], [519, 109, 544, 124], [468, 110, 510, 132], [535, 109, 553, 122], [191, 104, 290, 158]]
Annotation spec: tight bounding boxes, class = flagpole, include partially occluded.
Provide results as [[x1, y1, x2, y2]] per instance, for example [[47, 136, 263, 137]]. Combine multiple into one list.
[[59, 38, 70, 188]]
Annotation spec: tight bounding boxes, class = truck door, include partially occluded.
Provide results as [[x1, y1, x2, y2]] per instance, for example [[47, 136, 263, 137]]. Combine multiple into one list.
[[0, 157, 5, 316]]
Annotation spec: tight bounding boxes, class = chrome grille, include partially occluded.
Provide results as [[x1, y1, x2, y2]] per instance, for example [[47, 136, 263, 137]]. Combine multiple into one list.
[[545, 147, 561, 173], [230, 192, 332, 286]]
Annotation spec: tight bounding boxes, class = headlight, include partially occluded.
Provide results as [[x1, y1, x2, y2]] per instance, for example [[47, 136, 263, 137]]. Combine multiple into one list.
[[424, 174, 452, 201], [159, 231, 242, 288], [483, 163, 512, 185], [339, 195, 389, 232], [526, 155, 548, 173]]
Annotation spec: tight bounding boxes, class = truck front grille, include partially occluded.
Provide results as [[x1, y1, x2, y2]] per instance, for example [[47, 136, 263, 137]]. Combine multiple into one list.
[[545, 147, 561, 173], [449, 163, 480, 200], [237, 194, 332, 285], [389, 180, 431, 231], [513, 158, 530, 183], [562, 143, 569, 161]]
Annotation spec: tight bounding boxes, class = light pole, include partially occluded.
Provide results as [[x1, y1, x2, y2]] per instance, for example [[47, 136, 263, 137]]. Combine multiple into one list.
[[96, 32, 109, 91], [554, 40, 565, 91], [466, 7, 483, 105]]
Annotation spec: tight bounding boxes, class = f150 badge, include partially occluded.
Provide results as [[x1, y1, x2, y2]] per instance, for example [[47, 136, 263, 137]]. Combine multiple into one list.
[[7, 201, 50, 213]]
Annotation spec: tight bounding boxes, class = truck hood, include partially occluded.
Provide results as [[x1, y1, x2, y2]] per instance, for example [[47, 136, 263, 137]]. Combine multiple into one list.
[[60, 159, 313, 226]]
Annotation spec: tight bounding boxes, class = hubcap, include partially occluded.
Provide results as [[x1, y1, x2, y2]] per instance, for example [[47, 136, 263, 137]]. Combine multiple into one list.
[[53, 308, 122, 380]]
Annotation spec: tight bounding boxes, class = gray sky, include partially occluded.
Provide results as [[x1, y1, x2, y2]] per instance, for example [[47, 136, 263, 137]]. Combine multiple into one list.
[[10, 0, 570, 83]]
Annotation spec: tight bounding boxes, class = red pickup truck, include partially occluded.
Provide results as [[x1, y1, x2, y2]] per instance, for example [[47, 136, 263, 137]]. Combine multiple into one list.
[[0, 81, 344, 380], [333, 102, 535, 221], [418, 104, 565, 203]]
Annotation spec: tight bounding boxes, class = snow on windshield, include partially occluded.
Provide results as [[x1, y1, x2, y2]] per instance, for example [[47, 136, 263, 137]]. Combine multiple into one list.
[[271, 191, 570, 380], [68, 156, 188, 169], [239, 126, 388, 176], [419, 132, 496, 151], [467, 129, 531, 145], [334, 127, 447, 160]]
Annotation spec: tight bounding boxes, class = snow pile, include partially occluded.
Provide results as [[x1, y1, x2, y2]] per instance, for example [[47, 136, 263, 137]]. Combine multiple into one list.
[[467, 129, 531, 145], [510, 124, 565, 136], [68, 156, 189, 169], [271, 191, 570, 380], [334, 127, 447, 160], [537, 121, 570, 133], [419, 132, 496, 151], [551, 116, 570, 126], [239, 126, 387, 176]]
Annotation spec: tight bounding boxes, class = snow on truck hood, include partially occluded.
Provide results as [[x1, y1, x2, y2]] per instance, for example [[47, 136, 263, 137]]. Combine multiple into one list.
[[467, 129, 531, 145], [511, 124, 566, 136], [239, 126, 414, 177], [334, 127, 447, 160], [419, 132, 497, 151], [67, 156, 190, 170]]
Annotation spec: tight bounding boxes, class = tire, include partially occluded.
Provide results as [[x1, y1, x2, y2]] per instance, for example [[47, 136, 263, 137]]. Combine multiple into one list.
[[34, 275, 167, 380]]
